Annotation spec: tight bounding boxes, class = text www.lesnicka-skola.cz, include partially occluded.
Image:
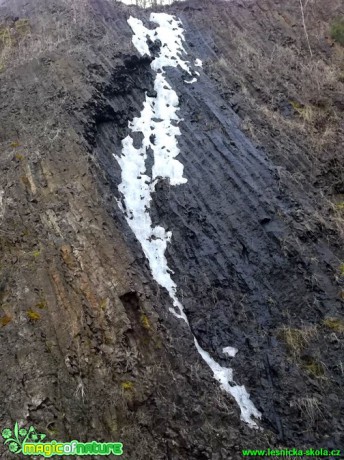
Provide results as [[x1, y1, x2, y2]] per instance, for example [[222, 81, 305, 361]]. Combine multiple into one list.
[[242, 447, 341, 457]]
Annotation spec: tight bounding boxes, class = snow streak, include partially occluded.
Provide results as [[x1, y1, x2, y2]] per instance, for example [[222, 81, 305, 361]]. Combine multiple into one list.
[[115, 12, 261, 428], [117, 0, 184, 7]]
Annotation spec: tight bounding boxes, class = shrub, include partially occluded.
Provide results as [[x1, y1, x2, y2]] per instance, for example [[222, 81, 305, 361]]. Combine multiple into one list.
[[330, 18, 344, 45]]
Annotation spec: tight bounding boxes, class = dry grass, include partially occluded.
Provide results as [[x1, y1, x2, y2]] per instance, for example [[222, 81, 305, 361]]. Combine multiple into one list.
[[0, 314, 12, 326], [0, 0, 95, 73], [295, 396, 321, 424], [301, 355, 326, 378], [26, 308, 41, 321], [278, 324, 317, 358], [209, 2, 344, 166], [323, 317, 344, 333]]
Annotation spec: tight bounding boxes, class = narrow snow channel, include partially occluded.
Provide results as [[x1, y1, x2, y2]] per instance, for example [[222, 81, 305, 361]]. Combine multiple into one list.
[[114, 13, 261, 428]]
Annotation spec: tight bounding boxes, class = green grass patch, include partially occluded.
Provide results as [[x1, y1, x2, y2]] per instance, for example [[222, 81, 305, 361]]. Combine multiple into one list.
[[339, 263, 344, 277], [121, 381, 134, 391], [331, 17, 344, 45], [27, 309, 41, 321]]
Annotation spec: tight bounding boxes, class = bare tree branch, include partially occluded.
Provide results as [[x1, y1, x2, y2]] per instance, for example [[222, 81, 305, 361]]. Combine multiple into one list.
[[300, 0, 313, 57]]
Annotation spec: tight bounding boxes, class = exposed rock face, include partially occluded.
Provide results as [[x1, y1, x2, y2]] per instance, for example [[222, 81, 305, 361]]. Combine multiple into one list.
[[0, 0, 343, 458]]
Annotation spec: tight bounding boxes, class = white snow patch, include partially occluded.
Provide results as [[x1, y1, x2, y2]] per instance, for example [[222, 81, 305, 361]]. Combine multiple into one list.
[[128, 14, 193, 75], [127, 17, 151, 56], [228, 384, 262, 428], [0, 190, 5, 220], [195, 339, 260, 427], [115, 14, 190, 323], [185, 77, 197, 84], [115, 12, 261, 429], [223, 346, 238, 358], [195, 58, 203, 67], [117, 0, 184, 7]]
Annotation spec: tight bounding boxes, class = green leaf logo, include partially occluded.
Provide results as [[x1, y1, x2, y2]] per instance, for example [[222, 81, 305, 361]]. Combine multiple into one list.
[[1, 423, 46, 454]]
